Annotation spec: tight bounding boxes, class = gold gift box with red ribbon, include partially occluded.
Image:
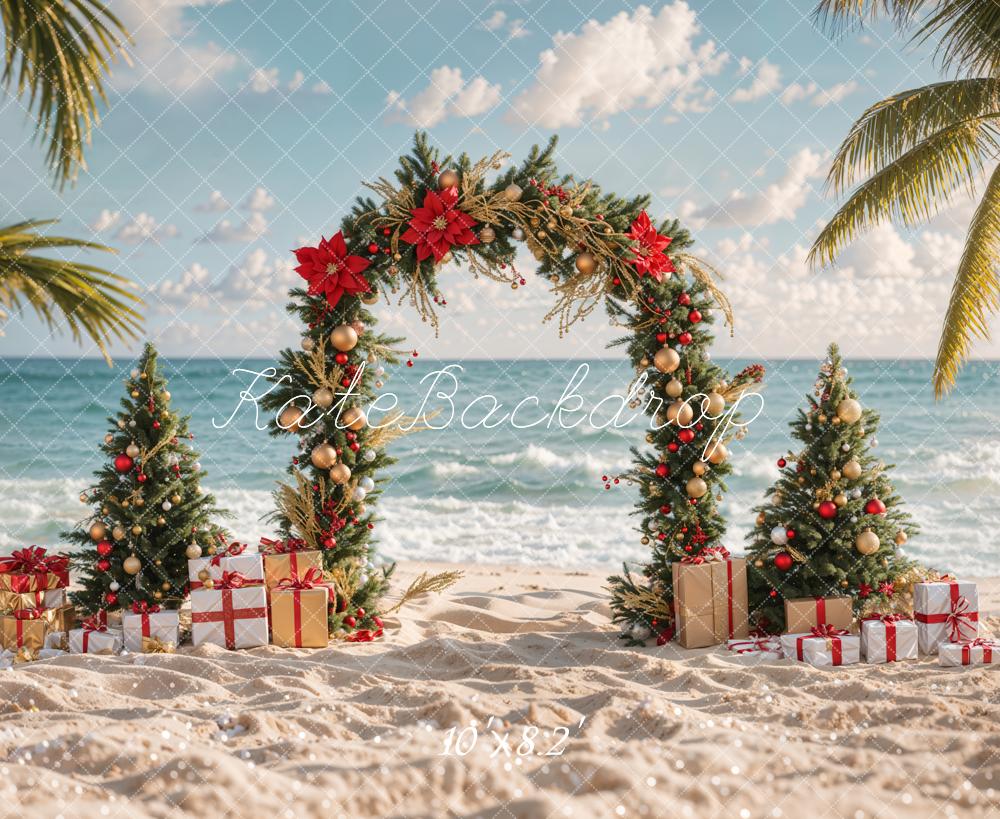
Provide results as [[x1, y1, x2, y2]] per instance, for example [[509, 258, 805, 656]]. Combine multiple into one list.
[[784, 595, 854, 634], [0, 609, 48, 651], [269, 567, 332, 648], [671, 548, 749, 649], [260, 537, 324, 589], [0, 547, 69, 593]]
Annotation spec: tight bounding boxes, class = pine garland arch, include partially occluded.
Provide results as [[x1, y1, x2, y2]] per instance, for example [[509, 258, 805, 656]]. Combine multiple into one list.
[[261, 132, 763, 641]]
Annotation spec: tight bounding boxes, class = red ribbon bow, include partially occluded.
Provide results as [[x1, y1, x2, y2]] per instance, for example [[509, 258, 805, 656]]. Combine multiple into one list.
[[966, 637, 998, 649], [216, 571, 248, 589], [345, 628, 383, 643], [81, 614, 107, 633], [275, 567, 324, 591], [947, 596, 977, 642], [862, 613, 909, 623], [131, 601, 161, 614], [730, 638, 775, 654], [810, 624, 848, 638], [0, 546, 67, 574], [12, 607, 44, 620], [680, 546, 731, 565], [210, 542, 248, 566], [260, 536, 308, 554]]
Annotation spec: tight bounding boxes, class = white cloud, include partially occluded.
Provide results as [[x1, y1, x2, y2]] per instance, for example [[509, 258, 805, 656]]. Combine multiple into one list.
[[508, 19, 530, 40], [730, 58, 782, 103], [154, 262, 211, 307], [681, 147, 826, 228], [113, 1, 240, 94], [198, 211, 268, 244], [482, 10, 506, 31], [508, 3, 728, 127], [386, 66, 502, 127], [90, 210, 121, 232], [287, 70, 305, 92], [780, 79, 859, 108], [247, 67, 280, 94], [779, 82, 817, 105], [153, 249, 296, 312], [193, 191, 229, 212], [114, 213, 180, 244], [240, 187, 275, 212], [311, 80, 333, 95]]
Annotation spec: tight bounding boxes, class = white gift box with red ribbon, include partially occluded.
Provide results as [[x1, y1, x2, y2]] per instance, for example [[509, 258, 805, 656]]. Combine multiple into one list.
[[780, 626, 860, 667], [939, 638, 999, 667], [726, 637, 783, 660], [860, 616, 918, 664], [190, 582, 268, 650], [122, 608, 180, 653], [913, 579, 978, 654], [188, 547, 264, 590], [68, 623, 123, 655]]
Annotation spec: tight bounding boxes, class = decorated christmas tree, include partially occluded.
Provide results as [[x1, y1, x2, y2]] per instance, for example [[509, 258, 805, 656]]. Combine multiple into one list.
[[745, 343, 920, 632], [605, 243, 765, 646], [66, 342, 230, 614]]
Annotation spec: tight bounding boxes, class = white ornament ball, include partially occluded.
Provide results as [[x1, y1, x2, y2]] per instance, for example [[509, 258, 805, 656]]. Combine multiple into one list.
[[359, 476, 375, 492], [630, 623, 652, 642], [352, 487, 368, 502], [301, 338, 315, 352], [161, 501, 172, 511], [130, 369, 139, 378], [870, 438, 879, 448], [770, 526, 789, 546], [362, 449, 376, 463], [512, 228, 525, 241], [109, 581, 120, 592]]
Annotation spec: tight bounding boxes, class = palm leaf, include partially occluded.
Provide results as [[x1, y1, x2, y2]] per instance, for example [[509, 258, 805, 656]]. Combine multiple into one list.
[[0, 219, 143, 363], [813, 0, 923, 32], [809, 118, 999, 268], [826, 79, 1000, 196], [0, 0, 131, 187], [933, 165, 1000, 396]]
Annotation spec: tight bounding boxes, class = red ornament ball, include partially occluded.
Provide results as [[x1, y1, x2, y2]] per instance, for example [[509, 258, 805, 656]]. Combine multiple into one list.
[[105, 592, 118, 606], [659, 504, 671, 515], [687, 309, 702, 324], [344, 615, 357, 628], [113, 454, 134, 473], [667, 442, 679, 453], [322, 537, 335, 549], [678, 332, 693, 346], [356, 608, 366, 618], [776, 458, 787, 468], [818, 501, 838, 520], [774, 552, 793, 571], [769, 589, 778, 598], [137, 473, 148, 484], [335, 352, 349, 365], [785, 528, 796, 540], [865, 498, 887, 515], [152, 421, 160, 430], [656, 332, 667, 344], [96, 559, 111, 572], [677, 292, 691, 306], [655, 463, 669, 478], [96, 540, 113, 557], [677, 428, 695, 444]]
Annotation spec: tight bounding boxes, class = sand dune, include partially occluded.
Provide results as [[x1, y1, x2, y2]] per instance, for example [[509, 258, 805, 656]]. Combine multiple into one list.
[[1, 563, 998, 818]]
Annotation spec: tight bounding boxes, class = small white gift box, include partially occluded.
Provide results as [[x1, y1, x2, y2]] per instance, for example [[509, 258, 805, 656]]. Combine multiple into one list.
[[188, 548, 264, 590], [122, 608, 180, 653], [914, 579, 978, 654], [68, 625, 122, 655], [860, 617, 918, 664], [190, 584, 268, 650], [939, 639, 1000, 667], [44, 631, 68, 650], [726, 637, 783, 660], [780, 630, 860, 667]]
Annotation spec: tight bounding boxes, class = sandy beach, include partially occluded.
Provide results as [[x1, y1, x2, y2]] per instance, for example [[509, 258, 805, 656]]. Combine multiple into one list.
[[0, 562, 995, 818]]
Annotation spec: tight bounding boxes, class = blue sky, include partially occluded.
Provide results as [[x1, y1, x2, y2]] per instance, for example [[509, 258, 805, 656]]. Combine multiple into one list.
[[0, 0, 979, 362]]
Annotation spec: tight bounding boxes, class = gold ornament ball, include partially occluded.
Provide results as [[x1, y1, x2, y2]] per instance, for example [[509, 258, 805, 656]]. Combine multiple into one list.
[[89, 522, 107, 542], [704, 392, 725, 416], [112, 525, 126, 541], [131, 390, 140, 399], [504, 183, 523, 202], [686, 477, 708, 498], [842, 459, 862, 480], [185, 543, 202, 560], [653, 347, 681, 374], [161, 582, 170, 591], [104, 433, 114, 445], [834, 493, 848, 508], [756, 512, 766, 526], [121, 500, 130, 509], [197, 568, 211, 582], [126, 443, 140, 458], [841, 580, 850, 588], [574, 253, 597, 275], [330, 324, 359, 352], [341, 407, 367, 431], [438, 169, 460, 189], [707, 442, 728, 465], [855, 529, 880, 555], [665, 378, 683, 398], [692, 461, 708, 477], [278, 405, 304, 432], [836, 398, 863, 424], [329, 463, 352, 485], [171, 493, 181, 505], [311, 442, 338, 470], [478, 226, 496, 244], [818, 414, 827, 424], [645, 433, 654, 444], [895, 530, 908, 546], [640, 536, 650, 546], [162, 390, 171, 401], [202, 579, 214, 590], [831, 469, 841, 481], [123, 555, 141, 575], [832, 416, 842, 425], [313, 387, 335, 409], [754, 559, 764, 568], [157, 516, 166, 525], [132, 525, 142, 536], [79, 493, 88, 503], [666, 401, 694, 426], [135, 497, 144, 507], [153, 591, 163, 601], [361, 290, 379, 305]]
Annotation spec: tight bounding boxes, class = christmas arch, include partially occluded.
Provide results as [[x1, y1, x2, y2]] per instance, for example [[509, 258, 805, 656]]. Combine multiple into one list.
[[261, 133, 763, 641]]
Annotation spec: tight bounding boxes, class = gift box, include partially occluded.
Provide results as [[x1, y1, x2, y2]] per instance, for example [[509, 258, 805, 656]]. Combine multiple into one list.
[[0, 609, 47, 651], [0, 587, 66, 612], [726, 636, 783, 660], [914, 578, 978, 654], [860, 615, 918, 664], [939, 638, 999, 667], [784, 596, 854, 634], [69, 618, 123, 655], [0, 547, 69, 593], [188, 543, 263, 590], [260, 537, 324, 589], [122, 604, 180, 653], [190, 572, 268, 650], [671, 548, 749, 648], [45, 631, 69, 651], [269, 568, 330, 648], [781, 625, 860, 667], [42, 604, 76, 633]]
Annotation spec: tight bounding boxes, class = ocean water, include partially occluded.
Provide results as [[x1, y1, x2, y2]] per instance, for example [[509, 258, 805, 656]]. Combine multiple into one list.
[[1, 357, 998, 575]]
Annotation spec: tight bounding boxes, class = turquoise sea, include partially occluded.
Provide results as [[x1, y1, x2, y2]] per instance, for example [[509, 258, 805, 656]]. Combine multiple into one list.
[[0, 357, 997, 574]]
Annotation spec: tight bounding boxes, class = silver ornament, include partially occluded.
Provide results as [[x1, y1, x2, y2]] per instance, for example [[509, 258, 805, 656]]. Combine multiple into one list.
[[512, 227, 525, 241], [109, 581, 120, 592], [362, 449, 376, 463], [870, 438, 878, 447], [130, 369, 139, 378], [770, 526, 788, 546], [352, 486, 367, 502], [359, 476, 375, 492], [161, 501, 172, 511]]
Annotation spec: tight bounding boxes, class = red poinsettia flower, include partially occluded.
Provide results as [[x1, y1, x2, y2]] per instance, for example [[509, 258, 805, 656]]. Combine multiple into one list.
[[401, 186, 478, 262], [293, 232, 371, 308], [627, 210, 675, 282], [878, 581, 895, 598], [858, 583, 872, 599]]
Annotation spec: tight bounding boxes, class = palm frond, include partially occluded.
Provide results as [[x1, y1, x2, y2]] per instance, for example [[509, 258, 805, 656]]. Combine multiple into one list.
[[813, 0, 923, 33], [0, 0, 131, 187], [933, 165, 1000, 397], [826, 79, 1000, 195], [0, 219, 143, 363], [913, 1, 1000, 77], [809, 119, 998, 268]]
